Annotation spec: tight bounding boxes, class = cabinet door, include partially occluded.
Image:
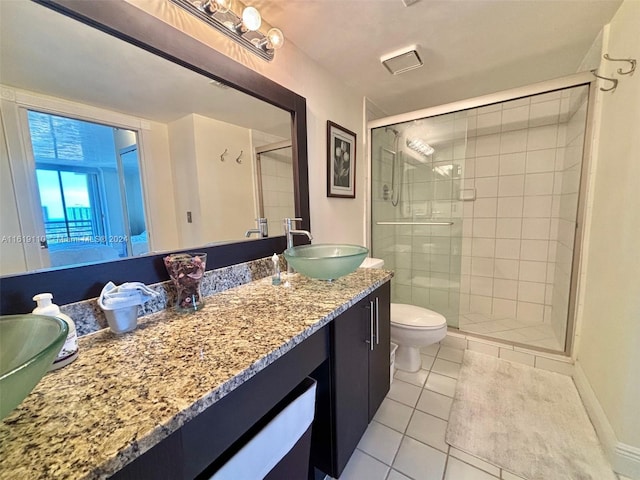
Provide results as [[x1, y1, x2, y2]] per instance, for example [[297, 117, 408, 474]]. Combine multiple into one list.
[[368, 282, 391, 421], [331, 295, 370, 476]]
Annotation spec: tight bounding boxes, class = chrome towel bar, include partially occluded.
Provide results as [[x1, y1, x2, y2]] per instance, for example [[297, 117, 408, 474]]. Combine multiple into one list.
[[376, 221, 454, 226]]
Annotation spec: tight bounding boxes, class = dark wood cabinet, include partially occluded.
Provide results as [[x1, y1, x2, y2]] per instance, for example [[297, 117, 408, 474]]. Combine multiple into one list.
[[320, 282, 391, 477], [368, 281, 391, 422], [331, 295, 371, 473]]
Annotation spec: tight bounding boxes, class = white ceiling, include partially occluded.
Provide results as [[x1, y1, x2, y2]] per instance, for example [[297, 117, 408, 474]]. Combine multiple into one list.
[[257, 0, 622, 115]]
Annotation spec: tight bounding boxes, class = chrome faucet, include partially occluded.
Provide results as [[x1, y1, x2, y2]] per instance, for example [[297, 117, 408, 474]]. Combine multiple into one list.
[[245, 217, 268, 238], [283, 218, 312, 274], [284, 217, 312, 249]]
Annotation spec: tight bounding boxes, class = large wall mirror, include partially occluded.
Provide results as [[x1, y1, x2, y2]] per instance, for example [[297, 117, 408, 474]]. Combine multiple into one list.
[[0, 0, 309, 312]]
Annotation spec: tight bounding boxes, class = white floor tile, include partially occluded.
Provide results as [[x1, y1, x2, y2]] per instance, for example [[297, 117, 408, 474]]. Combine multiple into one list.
[[421, 354, 436, 370], [437, 346, 465, 363], [460, 310, 565, 351], [421, 344, 440, 356], [444, 457, 499, 479], [406, 410, 449, 453], [449, 448, 501, 476], [416, 389, 453, 420], [386, 469, 412, 480], [387, 379, 422, 407], [393, 436, 447, 480], [374, 398, 414, 433], [339, 449, 389, 480], [441, 334, 468, 350], [357, 421, 403, 466], [431, 358, 462, 379], [394, 368, 429, 387], [378, 343, 609, 480], [425, 372, 458, 397]]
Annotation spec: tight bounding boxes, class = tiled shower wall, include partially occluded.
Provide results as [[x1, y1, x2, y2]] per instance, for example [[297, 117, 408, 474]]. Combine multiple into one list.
[[258, 152, 295, 234], [459, 87, 588, 334], [251, 131, 294, 236]]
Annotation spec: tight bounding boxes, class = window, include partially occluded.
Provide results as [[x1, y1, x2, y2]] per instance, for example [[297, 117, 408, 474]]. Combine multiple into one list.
[[27, 111, 148, 267]]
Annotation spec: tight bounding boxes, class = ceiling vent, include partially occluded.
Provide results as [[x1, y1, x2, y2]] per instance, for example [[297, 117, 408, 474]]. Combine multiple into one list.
[[380, 45, 423, 75]]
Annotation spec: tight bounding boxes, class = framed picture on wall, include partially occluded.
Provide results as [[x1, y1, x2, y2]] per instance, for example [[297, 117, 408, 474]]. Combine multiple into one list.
[[327, 121, 357, 198]]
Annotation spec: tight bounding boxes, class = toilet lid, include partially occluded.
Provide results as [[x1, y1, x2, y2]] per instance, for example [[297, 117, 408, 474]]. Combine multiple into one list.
[[391, 303, 447, 328]]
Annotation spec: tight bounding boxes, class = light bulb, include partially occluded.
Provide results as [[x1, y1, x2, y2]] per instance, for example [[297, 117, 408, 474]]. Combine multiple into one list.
[[266, 27, 284, 50], [214, 0, 232, 13], [202, 0, 231, 14], [242, 6, 261, 31]]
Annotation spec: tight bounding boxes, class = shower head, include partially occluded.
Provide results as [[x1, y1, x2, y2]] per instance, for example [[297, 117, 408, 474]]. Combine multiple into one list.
[[385, 127, 400, 136]]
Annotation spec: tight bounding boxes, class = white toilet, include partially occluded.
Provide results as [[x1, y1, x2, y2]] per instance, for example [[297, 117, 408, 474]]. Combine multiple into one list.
[[361, 257, 448, 372], [389, 303, 447, 372]]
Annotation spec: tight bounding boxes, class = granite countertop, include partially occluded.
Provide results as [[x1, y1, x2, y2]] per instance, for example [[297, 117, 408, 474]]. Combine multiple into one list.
[[0, 268, 392, 480]]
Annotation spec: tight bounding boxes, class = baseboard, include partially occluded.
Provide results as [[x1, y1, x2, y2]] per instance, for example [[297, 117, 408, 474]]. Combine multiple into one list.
[[573, 361, 640, 479], [614, 443, 640, 479]]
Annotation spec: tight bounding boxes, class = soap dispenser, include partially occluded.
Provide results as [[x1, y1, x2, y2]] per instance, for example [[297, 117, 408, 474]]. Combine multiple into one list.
[[33, 293, 79, 370]]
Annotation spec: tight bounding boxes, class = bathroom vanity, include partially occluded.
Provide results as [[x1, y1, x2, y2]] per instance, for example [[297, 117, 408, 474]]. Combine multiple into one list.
[[0, 268, 392, 480]]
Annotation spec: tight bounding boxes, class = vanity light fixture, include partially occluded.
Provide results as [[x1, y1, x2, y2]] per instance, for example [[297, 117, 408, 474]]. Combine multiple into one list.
[[171, 0, 285, 61]]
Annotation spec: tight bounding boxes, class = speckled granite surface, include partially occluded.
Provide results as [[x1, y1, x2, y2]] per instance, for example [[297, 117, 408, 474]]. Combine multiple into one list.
[[63, 256, 278, 336], [0, 268, 392, 480]]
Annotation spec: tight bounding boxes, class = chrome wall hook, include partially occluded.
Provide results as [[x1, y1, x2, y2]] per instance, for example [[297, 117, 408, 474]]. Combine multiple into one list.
[[591, 70, 618, 92], [235, 150, 243, 164], [603, 54, 636, 75], [220, 148, 228, 162]]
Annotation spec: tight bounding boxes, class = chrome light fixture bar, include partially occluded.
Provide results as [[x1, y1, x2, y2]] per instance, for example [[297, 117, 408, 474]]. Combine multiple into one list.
[[170, 0, 284, 61]]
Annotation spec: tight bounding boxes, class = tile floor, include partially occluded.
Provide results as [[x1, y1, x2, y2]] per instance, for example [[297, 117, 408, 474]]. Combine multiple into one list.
[[331, 343, 624, 480], [459, 312, 563, 351]]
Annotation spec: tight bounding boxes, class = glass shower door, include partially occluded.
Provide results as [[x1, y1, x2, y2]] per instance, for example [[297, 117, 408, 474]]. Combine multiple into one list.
[[371, 113, 467, 328], [371, 83, 590, 353]]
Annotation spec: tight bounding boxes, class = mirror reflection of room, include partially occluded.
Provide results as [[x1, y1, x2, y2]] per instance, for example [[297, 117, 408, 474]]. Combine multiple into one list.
[[29, 111, 148, 268], [255, 141, 295, 236], [0, 0, 293, 275]]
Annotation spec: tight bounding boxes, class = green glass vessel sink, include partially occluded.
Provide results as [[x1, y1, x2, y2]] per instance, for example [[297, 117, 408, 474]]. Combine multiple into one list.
[[0, 314, 68, 419], [283, 244, 369, 281]]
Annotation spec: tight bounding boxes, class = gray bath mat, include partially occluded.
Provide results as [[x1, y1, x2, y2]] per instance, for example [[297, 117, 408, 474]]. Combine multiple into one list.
[[445, 350, 616, 480]]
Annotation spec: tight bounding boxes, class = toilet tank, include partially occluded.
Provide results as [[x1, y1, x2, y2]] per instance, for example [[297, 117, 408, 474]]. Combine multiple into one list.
[[360, 257, 384, 269]]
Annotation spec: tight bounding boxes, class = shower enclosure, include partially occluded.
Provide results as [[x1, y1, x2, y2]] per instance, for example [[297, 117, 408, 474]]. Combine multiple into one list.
[[370, 76, 592, 353]]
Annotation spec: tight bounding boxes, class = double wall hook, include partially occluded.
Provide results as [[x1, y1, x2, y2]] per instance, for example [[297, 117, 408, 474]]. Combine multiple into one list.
[[235, 150, 243, 164], [591, 69, 618, 92], [220, 148, 228, 162], [603, 54, 636, 75]]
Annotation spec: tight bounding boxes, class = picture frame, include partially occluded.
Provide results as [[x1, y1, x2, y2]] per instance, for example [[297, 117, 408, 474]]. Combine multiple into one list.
[[327, 120, 357, 198]]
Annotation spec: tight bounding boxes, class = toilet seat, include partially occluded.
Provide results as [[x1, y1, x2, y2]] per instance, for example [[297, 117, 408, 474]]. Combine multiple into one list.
[[391, 303, 447, 330]]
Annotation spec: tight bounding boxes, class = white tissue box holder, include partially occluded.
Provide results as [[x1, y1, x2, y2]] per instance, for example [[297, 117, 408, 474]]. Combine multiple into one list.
[[104, 305, 139, 334]]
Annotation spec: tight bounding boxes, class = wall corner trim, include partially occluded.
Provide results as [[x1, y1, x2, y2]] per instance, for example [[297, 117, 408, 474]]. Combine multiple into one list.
[[573, 360, 640, 478]]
